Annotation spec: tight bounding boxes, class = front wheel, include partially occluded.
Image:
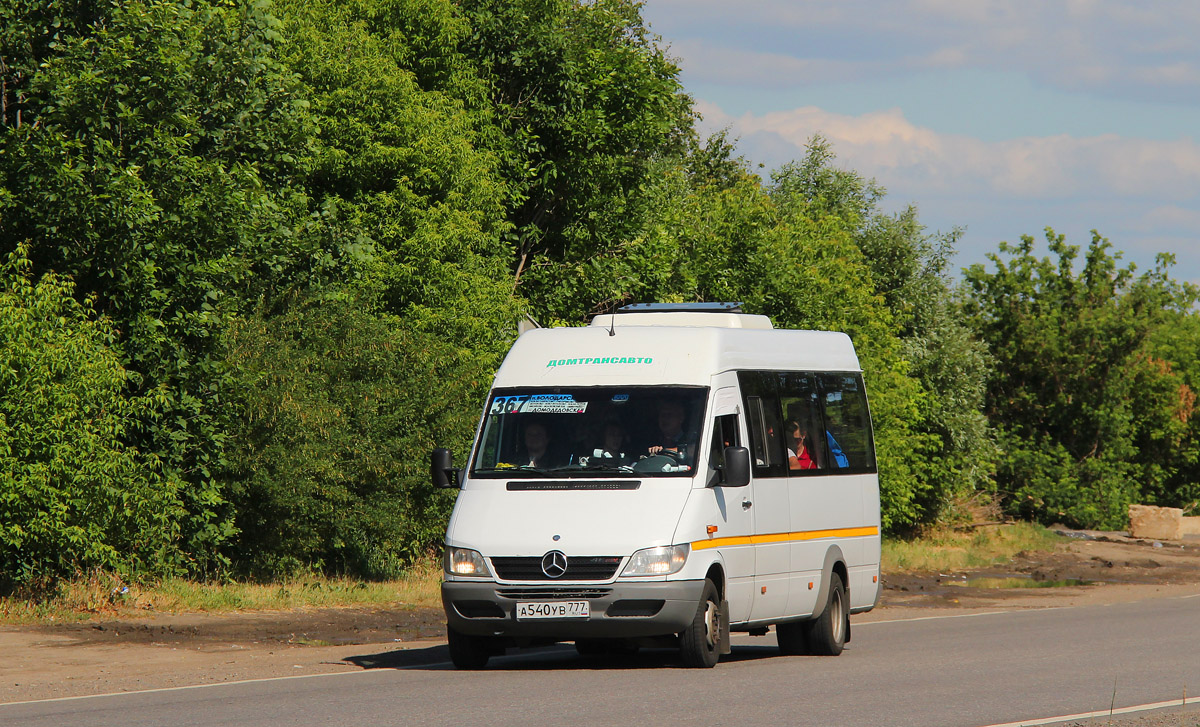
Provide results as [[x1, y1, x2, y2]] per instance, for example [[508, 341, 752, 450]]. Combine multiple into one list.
[[679, 579, 722, 668], [447, 626, 493, 669], [803, 572, 848, 656]]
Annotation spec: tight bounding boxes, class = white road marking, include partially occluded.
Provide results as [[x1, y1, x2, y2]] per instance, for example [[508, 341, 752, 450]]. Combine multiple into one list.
[[857, 608, 1067, 626], [975, 697, 1194, 727], [861, 590, 1200, 625], [0, 661, 455, 708], [0, 646, 579, 708]]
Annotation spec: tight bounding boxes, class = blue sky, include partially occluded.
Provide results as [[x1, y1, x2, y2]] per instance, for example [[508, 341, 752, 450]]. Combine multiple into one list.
[[640, 0, 1200, 284]]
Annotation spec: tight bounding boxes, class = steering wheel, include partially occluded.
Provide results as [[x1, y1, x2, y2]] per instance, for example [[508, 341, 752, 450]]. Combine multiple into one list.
[[641, 447, 683, 462]]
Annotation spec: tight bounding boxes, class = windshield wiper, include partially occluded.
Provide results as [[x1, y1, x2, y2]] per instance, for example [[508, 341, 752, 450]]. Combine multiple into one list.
[[542, 462, 635, 475], [472, 467, 554, 477]]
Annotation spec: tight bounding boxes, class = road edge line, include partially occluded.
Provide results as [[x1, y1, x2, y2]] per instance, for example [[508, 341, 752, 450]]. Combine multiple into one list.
[[975, 697, 1193, 727], [0, 663, 450, 708]]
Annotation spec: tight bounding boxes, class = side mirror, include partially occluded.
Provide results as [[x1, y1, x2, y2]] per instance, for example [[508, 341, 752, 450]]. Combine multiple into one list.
[[722, 446, 751, 488], [431, 448, 461, 489]]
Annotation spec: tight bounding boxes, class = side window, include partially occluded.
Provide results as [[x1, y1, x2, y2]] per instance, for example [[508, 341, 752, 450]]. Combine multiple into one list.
[[737, 371, 786, 478], [779, 373, 826, 473], [819, 374, 876, 472], [708, 414, 740, 470]]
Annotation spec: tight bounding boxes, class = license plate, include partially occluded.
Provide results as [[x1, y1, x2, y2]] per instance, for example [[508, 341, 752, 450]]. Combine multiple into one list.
[[515, 601, 590, 620]]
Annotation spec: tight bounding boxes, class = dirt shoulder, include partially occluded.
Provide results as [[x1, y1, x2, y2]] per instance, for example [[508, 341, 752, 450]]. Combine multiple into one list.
[[3, 530, 1199, 706]]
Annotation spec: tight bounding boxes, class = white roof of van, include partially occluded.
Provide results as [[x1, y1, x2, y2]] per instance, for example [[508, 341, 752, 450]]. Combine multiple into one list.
[[492, 317, 860, 388]]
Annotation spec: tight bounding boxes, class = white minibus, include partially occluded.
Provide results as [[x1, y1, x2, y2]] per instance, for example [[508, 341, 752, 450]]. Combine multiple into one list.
[[432, 302, 881, 668]]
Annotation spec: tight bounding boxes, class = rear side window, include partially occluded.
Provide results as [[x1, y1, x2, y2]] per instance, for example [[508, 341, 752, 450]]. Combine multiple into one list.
[[737, 370, 876, 478], [819, 374, 876, 472]]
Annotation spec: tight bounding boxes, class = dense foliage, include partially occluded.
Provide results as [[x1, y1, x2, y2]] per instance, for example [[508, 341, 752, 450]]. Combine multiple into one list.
[[2, 0, 1197, 588], [0, 247, 183, 591], [962, 231, 1198, 528]]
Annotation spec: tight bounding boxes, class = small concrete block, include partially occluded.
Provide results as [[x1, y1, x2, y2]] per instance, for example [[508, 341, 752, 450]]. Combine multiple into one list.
[[1128, 504, 1183, 540]]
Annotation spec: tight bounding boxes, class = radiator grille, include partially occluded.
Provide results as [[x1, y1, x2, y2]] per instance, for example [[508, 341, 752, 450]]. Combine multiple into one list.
[[497, 587, 613, 600], [490, 555, 622, 581]]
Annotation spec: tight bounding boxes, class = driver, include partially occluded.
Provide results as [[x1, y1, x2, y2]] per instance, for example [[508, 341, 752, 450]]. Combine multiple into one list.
[[646, 399, 688, 458]]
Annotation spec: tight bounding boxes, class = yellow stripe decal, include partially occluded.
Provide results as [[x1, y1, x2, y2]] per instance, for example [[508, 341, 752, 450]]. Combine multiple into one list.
[[691, 526, 879, 551]]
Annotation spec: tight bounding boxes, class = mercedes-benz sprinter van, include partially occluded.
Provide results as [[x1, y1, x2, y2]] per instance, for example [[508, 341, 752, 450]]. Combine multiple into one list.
[[432, 303, 881, 668]]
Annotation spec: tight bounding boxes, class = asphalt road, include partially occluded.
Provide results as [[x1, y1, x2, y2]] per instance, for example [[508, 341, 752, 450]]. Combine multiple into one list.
[[4, 593, 1199, 727]]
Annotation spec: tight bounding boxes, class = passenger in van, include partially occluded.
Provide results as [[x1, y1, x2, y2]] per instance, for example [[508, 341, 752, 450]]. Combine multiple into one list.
[[646, 399, 689, 459], [786, 420, 818, 471], [600, 419, 628, 460], [519, 420, 555, 468]]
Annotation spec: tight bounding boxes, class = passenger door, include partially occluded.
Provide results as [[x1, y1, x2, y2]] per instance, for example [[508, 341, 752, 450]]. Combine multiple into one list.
[[704, 382, 756, 623]]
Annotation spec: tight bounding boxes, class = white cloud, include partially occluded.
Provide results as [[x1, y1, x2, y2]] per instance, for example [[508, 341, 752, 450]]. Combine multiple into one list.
[[665, 40, 867, 87], [703, 103, 1200, 202], [653, 3, 1200, 282], [1133, 205, 1200, 232], [693, 102, 1200, 281], [1132, 62, 1200, 87], [646, 0, 1200, 99]]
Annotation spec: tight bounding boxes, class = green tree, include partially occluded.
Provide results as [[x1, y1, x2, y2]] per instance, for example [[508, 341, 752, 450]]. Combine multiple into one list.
[[219, 291, 482, 577], [0, 0, 319, 571], [457, 0, 693, 304], [1145, 310, 1200, 510], [274, 0, 519, 352], [211, 0, 522, 575], [962, 230, 1198, 528], [0, 247, 183, 592]]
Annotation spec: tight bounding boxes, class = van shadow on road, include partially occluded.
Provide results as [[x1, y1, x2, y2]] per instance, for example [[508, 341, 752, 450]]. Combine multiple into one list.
[[342, 643, 788, 671]]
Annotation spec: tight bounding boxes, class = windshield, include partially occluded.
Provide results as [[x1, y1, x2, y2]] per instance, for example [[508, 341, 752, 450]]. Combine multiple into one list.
[[472, 387, 709, 478]]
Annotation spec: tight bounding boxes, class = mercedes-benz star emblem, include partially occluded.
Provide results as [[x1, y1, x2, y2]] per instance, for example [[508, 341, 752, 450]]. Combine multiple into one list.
[[541, 550, 568, 578]]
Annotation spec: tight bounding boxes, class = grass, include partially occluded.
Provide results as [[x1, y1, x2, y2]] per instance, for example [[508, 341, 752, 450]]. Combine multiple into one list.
[[0, 557, 444, 625], [883, 522, 1065, 574], [3, 523, 1064, 623]]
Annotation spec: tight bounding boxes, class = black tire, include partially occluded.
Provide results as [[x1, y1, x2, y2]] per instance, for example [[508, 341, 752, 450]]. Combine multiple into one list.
[[447, 626, 492, 669], [679, 579, 722, 668], [775, 619, 808, 656], [803, 572, 848, 656]]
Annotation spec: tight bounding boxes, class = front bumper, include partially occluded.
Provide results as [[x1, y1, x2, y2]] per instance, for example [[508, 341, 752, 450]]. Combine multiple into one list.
[[442, 579, 705, 639]]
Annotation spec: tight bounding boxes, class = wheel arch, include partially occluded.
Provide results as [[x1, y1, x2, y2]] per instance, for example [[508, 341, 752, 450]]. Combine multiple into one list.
[[812, 545, 847, 620], [704, 561, 726, 600]]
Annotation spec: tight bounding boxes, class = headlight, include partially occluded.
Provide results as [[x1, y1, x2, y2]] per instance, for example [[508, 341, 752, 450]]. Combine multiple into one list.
[[444, 546, 491, 577], [621, 544, 690, 576]]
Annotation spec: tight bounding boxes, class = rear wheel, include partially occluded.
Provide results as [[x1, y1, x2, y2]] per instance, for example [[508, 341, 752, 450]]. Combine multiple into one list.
[[447, 626, 493, 669], [803, 572, 848, 656], [679, 579, 722, 668]]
